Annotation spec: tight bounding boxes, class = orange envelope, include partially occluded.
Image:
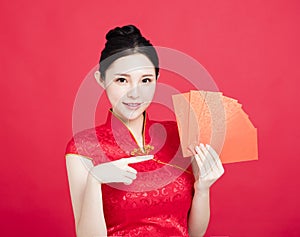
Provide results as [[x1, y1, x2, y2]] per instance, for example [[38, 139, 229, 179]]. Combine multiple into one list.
[[172, 92, 191, 157], [172, 90, 258, 164]]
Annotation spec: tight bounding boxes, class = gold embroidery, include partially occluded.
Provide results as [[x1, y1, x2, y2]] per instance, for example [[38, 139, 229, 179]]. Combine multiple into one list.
[[130, 144, 154, 156], [109, 109, 192, 175], [130, 145, 192, 175], [152, 158, 192, 175], [65, 153, 93, 160]]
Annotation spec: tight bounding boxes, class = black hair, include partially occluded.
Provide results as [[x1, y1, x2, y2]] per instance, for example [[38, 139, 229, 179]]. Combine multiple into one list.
[[99, 25, 159, 79]]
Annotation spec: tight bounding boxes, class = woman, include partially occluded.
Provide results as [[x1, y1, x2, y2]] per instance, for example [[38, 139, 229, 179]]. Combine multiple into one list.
[[65, 24, 224, 237]]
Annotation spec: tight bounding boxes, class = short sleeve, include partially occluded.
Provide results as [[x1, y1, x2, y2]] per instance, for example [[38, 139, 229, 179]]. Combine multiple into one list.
[[65, 137, 78, 155], [65, 136, 94, 161], [64, 127, 111, 165]]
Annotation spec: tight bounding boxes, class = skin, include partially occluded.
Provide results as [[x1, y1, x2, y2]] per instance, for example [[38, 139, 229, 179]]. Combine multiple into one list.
[[66, 53, 224, 237], [94, 53, 158, 148], [187, 143, 224, 237]]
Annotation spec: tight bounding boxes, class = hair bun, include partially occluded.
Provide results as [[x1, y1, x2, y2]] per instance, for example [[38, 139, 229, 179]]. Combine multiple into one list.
[[106, 25, 142, 40]]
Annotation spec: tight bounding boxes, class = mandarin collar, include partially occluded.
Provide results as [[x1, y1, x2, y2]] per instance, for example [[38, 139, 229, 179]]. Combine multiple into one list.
[[105, 108, 153, 155]]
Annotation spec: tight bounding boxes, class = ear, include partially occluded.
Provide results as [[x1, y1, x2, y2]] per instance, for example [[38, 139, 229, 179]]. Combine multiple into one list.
[[94, 71, 105, 89]]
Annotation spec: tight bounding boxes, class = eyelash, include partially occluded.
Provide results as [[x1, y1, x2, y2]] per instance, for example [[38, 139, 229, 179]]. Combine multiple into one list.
[[142, 78, 152, 83], [116, 78, 127, 83], [115, 78, 153, 83]]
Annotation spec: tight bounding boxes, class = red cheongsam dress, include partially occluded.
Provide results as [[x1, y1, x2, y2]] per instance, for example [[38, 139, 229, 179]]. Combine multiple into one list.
[[65, 109, 195, 237]]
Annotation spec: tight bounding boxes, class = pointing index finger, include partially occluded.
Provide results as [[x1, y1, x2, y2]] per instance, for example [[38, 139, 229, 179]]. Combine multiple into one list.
[[125, 155, 154, 164]]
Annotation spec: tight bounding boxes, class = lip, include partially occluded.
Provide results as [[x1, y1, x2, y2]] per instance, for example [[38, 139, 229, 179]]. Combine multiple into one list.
[[122, 102, 143, 110]]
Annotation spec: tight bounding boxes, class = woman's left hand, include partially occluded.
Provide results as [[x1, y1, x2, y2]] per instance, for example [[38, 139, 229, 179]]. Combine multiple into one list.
[[188, 143, 225, 192]]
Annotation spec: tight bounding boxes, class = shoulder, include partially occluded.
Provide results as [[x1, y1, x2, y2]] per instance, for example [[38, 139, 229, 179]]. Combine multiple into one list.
[[65, 125, 108, 161]]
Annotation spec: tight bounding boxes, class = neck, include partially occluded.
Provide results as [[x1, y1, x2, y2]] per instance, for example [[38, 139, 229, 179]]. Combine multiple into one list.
[[126, 113, 144, 139], [111, 109, 145, 139]]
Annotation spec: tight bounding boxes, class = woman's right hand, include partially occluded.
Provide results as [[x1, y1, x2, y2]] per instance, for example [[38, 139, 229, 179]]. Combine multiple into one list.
[[89, 155, 153, 185]]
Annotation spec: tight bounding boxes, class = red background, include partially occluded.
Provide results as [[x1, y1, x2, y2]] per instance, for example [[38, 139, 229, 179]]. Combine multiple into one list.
[[1, 0, 299, 236]]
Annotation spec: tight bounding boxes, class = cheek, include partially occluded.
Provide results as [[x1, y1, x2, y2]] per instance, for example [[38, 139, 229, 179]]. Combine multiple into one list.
[[106, 86, 126, 103], [141, 85, 156, 99]]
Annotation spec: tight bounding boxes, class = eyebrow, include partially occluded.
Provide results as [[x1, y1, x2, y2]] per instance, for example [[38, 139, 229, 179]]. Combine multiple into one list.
[[114, 73, 155, 77]]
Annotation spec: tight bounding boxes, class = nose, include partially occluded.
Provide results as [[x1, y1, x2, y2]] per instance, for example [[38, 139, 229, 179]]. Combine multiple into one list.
[[127, 85, 140, 99]]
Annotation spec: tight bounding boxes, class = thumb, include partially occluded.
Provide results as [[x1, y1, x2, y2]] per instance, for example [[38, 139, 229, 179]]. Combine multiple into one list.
[[123, 155, 154, 164]]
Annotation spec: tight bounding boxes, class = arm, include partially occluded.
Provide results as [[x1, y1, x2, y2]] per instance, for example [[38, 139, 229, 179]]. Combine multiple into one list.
[[66, 154, 107, 237], [187, 143, 224, 237], [188, 183, 210, 237], [65, 154, 153, 237]]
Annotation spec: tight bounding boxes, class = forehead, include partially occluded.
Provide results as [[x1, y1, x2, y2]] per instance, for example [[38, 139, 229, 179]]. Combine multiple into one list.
[[106, 53, 155, 75]]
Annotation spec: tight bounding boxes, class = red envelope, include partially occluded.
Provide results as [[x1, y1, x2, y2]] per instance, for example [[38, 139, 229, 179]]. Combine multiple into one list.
[[172, 90, 258, 163]]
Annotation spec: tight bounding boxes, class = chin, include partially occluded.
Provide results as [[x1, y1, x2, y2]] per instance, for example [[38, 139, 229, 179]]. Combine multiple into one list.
[[125, 111, 144, 121], [122, 108, 146, 121]]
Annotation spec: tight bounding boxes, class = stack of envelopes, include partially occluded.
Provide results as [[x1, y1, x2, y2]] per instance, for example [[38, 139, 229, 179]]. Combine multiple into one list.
[[172, 90, 258, 164]]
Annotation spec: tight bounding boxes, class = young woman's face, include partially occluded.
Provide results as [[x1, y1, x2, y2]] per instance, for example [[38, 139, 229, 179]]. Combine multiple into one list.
[[100, 53, 157, 123]]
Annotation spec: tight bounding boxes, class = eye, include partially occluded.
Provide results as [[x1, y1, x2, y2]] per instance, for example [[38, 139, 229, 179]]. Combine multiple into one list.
[[142, 78, 152, 83], [116, 77, 127, 83]]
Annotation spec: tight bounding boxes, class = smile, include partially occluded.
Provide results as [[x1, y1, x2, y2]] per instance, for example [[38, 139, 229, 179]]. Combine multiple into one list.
[[122, 102, 143, 109]]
